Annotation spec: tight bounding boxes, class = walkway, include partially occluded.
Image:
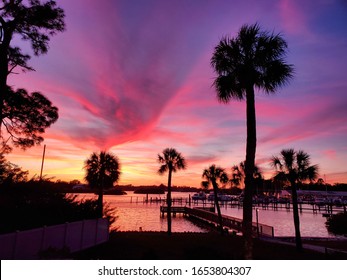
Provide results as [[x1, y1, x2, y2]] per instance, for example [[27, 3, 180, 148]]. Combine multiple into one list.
[[160, 206, 274, 238]]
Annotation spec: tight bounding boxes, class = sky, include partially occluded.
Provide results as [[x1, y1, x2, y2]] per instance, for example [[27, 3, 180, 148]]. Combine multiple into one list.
[[6, 0, 347, 187]]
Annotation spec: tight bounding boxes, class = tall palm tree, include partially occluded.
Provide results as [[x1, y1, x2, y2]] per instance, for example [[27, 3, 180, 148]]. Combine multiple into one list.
[[158, 148, 186, 235], [84, 151, 121, 217], [202, 164, 229, 234], [211, 23, 293, 259], [271, 149, 318, 251]]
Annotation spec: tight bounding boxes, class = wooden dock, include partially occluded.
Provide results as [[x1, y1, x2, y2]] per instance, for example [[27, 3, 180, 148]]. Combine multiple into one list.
[[160, 206, 186, 216], [160, 206, 274, 238], [160, 206, 215, 216]]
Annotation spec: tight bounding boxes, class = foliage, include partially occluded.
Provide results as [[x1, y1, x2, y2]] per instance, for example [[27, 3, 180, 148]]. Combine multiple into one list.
[[326, 212, 347, 236], [211, 23, 293, 259], [0, 0, 65, 150], [84, 151, 121, 218], [0, 153, 28, 185], [84, 151, 121, 189], [271, 148, 318, 251], [231, 161, 263, 192], [202, 164, 229, 234], [0, 183, 116, 234], [158, 147, 186, 235], [211, 23, 293, 102], [0, 0, 66, 71], [158, 148, 187, 175], [1, 86, 58, 149], [202, 165, 229, 189], [271, 149, 319, 185]]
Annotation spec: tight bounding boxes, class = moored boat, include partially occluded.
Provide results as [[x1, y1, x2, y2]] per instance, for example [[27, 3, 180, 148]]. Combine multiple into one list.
[[192, 191, 207, 201]]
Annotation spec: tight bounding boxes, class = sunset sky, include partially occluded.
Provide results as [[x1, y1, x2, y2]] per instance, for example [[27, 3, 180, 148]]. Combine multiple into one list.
[[6, 0, 347, 187]]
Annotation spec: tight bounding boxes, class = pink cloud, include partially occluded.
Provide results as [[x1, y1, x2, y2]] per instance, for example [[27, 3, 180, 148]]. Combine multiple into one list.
[[5, 0, 347, 186], [323, 150, 337, 160], [278, 0, 311, 36]]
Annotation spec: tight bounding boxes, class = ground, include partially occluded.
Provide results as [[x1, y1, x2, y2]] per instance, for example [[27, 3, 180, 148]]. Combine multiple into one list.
[[72, 231, 347, 260]]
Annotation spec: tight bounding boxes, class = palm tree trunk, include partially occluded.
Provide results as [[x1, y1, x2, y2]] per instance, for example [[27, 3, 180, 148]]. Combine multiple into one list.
[[98, 185, 103, 218], [212, 181, 224, 235], [291, 180, 302, 251], [98, 171, 105, 218], [243, 86, 257, 259], [167, 168, 172, 235]]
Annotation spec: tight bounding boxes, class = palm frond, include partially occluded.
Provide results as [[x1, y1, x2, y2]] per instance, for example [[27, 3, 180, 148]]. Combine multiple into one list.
[[84, 151, 121, 189], [271, 149, 319, 185], [211, 23, 293, 101], [157, 147, 187, 175], [201, 180, 210, 189]]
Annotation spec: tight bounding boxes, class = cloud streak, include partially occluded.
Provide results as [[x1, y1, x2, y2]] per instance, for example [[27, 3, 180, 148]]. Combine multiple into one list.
[[6, 0, 347, 186]]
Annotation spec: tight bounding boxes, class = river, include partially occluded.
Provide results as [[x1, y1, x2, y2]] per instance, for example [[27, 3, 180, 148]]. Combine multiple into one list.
[[76, 192, 345, 238]]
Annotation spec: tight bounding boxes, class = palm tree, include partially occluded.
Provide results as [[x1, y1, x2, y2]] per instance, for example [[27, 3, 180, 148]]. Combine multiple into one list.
[[231, 161, 263, 194], [271, 149, 318, 251], [84, 151, 121, 217], [158, 148, 186, 235], [202, 164, 229, 234], [211, 23, 293, 259], [231, 163, 245, 188]]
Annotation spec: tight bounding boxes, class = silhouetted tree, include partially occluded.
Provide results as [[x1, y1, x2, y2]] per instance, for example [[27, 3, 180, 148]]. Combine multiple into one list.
[[0, 0, 65, 136], [0, 153, 28, 185], [1, 86, 58, 150], [202, 164, 229, 234], [211, 23, 293, 259], [158, 148, 186, 235], [271, 149, 318, 251], [326, 212, 347, 236], [84, 151, 121, 218], [231, 161, 263, 193]]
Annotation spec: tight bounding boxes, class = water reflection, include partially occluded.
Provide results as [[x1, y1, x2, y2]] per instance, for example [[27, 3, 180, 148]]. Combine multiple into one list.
[[76, 192, 338, 237]]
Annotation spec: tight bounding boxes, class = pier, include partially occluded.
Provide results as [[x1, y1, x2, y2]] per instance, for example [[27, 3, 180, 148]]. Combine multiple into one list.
[[139, 195, 346, 216], [130, 194, 347, 225], [160, 206, 274, 238]]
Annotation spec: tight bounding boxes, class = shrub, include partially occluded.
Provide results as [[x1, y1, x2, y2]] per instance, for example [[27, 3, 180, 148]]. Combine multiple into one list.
[[0, 183, 116, 234], [326, 212, 347, 236]]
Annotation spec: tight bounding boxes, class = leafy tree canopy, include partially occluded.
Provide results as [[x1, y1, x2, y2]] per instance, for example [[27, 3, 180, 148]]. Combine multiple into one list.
[[0, 152, 28, 185], [0, 0, 64, 151], [1, 86, 58, 150], [157, 148, 187, 175], [0, 0, 66, 73], [84, 151, 121, 189]]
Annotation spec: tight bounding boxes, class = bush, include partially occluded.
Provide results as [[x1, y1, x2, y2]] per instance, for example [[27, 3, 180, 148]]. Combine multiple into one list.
[[0, 183, 116, 234], [326, 212, 347, 236]]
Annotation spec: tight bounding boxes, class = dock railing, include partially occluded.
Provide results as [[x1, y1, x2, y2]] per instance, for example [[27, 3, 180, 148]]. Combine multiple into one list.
[[185, 207, 274, 237]]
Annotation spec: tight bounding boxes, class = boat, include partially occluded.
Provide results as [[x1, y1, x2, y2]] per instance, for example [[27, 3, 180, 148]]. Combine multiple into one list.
[[207, 192, 232, 201], [314, 197, 327, 206], [192, 191, 207, 201]]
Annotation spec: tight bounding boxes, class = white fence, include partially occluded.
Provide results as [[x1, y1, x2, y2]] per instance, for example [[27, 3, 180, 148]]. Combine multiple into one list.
[[0, 218, 109, 259]]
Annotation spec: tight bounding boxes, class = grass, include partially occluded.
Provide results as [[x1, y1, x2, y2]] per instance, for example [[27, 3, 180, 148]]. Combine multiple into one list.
[[72, 231, 347, 260]]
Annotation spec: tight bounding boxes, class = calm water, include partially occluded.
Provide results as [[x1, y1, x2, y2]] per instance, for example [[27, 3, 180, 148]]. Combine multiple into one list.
[[76, 192, 343, 237]]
